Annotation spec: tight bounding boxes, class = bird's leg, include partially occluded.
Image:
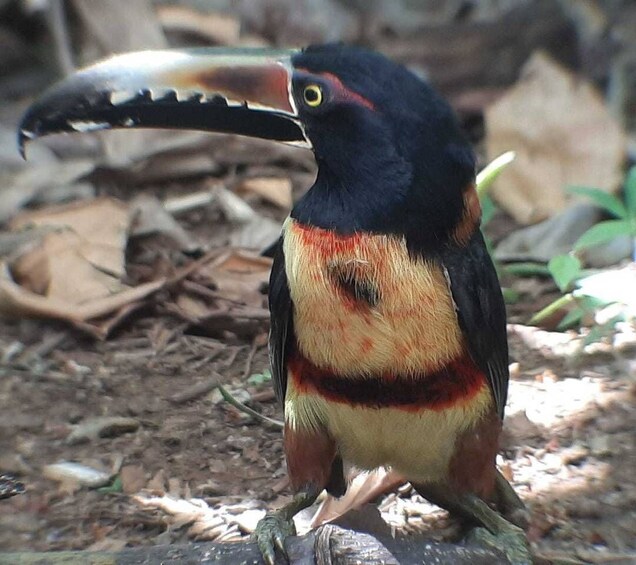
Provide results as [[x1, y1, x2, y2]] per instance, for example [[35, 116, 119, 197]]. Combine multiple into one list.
[[253, 484, 321, 565], [414, 482, 532, 565]]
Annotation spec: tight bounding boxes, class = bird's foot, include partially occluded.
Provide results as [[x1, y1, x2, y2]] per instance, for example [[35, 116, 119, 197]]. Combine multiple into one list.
[[253, 512, 296, 565], [465, 524, 532, 565]]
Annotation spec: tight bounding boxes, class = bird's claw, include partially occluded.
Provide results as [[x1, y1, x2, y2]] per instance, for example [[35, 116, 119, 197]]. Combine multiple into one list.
[[253, 512, 296, 565], [464, 524, 532, 565]]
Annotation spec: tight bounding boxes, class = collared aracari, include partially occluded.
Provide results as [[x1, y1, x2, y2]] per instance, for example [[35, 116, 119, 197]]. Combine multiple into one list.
[[19, 44, 531, 564]]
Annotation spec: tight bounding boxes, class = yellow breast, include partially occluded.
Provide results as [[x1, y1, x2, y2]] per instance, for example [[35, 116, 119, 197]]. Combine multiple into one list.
[[282, 218, 464, 376]]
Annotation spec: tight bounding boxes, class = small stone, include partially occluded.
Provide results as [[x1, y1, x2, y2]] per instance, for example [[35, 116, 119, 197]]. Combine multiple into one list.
[[43, 461, 111, 488]]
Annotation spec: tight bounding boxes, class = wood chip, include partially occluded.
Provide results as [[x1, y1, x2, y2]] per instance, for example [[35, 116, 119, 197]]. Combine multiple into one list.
[[66, 417, 139, 445]]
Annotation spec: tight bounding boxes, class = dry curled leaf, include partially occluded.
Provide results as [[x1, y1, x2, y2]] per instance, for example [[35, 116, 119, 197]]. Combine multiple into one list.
[[0, 198, 165, 336], [486, 51, 627, 224], [10, 197, 129, 278], [196, 250, 272, 306]]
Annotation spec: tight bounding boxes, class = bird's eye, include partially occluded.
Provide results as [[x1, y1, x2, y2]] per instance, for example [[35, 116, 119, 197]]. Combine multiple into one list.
[[303, 84, 323, 107]]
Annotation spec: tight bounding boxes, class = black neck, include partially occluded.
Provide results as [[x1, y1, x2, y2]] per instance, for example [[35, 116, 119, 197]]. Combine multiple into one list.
[[291, 104, 474, 254], [291, 156, 409, 234], [291, 160, 469, 255]]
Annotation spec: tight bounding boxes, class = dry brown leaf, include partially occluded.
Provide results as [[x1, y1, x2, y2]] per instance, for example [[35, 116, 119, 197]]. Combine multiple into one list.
[[0, 161, 96, 224], [12, 231, 124, 304], [147, 469, 167, 493], [156, 5, 241, 45], [72, 0, 166, 54], [175, 293, 211, 320], [0, 198, 165, 334], [236, 177, 293, 209], [125, 153, 219, 184], [10, 197, 129, 278], [485, 51, 627, 224], [130, 195, 200, 252], [0, 262, 164, 323], [120, 464, 147, 495], [196, 250, 272, 306]]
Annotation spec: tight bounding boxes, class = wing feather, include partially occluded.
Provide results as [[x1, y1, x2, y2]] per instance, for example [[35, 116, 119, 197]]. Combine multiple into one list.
[[440, 231, 509, 419], [268, 238, 292, 404]]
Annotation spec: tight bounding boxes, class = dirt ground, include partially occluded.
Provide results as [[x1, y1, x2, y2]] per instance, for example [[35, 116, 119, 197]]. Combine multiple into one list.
[[1, 280, 635, 562]]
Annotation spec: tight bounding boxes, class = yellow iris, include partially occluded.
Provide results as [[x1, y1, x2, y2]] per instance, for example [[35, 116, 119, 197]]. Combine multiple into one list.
[[303, 84, 323, 107]]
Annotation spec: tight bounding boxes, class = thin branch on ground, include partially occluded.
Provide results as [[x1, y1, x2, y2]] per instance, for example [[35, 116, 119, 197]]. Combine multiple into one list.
[[217, 385, 283, 428]]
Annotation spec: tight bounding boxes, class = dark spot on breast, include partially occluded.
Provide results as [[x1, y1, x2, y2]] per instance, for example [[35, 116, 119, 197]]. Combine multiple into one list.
[[328, 263, 379, 308]]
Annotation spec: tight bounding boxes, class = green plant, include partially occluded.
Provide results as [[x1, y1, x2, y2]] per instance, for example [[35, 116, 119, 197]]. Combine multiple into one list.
[[568, 165, 636, 260], [475, 151, 520, 303], [476, 151, 515, 230], [531, 166, 636, 332], [247, 369, 272, 385]]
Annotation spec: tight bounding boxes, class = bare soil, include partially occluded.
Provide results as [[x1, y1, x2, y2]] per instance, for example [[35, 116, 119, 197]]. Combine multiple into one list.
[[1, 302, 635, 561]]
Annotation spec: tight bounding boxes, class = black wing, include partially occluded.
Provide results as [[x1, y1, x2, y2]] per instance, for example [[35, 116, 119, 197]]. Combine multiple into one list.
[[440, 230, 509, 420], [268, 238, 293, 405]]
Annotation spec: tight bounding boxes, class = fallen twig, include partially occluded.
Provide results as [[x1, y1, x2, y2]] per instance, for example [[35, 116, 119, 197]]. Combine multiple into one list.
[[241, 338, 260, 381], [182, 279, 250, 307], [217, 385, 283, 428], [169, 371, 227, 404]]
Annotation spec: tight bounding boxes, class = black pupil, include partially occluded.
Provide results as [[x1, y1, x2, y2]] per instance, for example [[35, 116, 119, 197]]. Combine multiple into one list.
[[306, 87, 319, 102]]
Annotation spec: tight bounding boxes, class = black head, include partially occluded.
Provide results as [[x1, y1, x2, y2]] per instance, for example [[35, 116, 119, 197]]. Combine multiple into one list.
[[288, 44, 476, 249]]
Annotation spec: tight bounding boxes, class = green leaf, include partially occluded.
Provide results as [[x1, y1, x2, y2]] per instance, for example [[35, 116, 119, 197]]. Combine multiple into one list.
[[502, 287, 520, 304], [504, 262, 551, 277], [475, 151, 515, 198], [568, 186, 627, 219], [548, 254, 582, 292], [97, 476, 122, 494], [574, 219, 631, 251], [481, 194, 496, 226], [625, 166, 636, 217], [247, 369, 271, 385], [577, 294, 612, 311], [583, 323, 616, 346], [557, 306, 584, 330], [529, 293, 575, 325]]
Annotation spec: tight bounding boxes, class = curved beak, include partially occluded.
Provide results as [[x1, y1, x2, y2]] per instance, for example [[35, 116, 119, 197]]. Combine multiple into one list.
[[19, 47, 308, 157]]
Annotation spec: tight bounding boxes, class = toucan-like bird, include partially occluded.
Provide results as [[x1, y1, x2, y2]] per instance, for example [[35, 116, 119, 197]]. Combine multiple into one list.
[[19, 44, 530, 564]]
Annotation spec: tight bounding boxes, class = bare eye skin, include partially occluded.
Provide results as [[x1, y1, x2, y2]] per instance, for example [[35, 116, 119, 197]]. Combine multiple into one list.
[[303, 84, 323, 107]]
